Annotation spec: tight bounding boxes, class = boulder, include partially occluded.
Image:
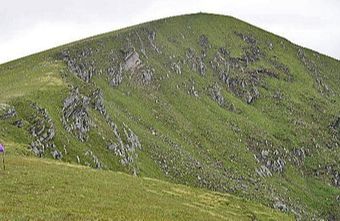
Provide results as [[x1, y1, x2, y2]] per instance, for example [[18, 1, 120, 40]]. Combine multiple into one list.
[[124, 50, 142, 71]]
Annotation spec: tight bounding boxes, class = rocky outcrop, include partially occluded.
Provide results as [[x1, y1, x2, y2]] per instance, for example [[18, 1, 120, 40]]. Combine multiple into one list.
[[13, 119, 24, 128], [90, 89, 106, 116], [235, 32, 263, 63], [256, 165, 272, 177], [148, 30, 161, 54], [292, 147, 309, 166], [210, 44, 281, 104], [199, 34, 210, 50], [0, 104, 16, 120], [62, 88, 91, 142], [186, 48, 207, 76], [84, 150, 104, 169], [249, 137, 288, 177], [210, 83, 224, 106], [124, 49, 142, 72], [297, 48, 332, 96], [108, 123, 142, 175], [273, 200, 289, 212], [331, 116, 340, 131], [188, 80, 199, 97], [171, 61, 182, 74], [140, 68, 154, 84], [28, 103, 58, 158], [314, 164, 340, 188], [107, 64, 123, 87], [62, 50, 96, 83]]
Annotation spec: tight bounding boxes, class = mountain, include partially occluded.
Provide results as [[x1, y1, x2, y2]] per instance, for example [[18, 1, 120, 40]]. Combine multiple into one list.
[[0, 13, 339, 220]]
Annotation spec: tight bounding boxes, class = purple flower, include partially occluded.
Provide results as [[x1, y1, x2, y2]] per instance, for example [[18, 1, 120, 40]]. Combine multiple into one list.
[[0, 144, 4, 153]]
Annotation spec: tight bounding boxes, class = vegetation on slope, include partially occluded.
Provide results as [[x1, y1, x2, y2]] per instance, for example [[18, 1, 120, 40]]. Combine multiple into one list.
[[0, 150, 292, 220], [0, 13, 339, 220]]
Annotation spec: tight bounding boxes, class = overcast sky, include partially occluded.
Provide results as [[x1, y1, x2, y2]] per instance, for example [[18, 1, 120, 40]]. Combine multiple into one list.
[[1, 0, 339, 64]]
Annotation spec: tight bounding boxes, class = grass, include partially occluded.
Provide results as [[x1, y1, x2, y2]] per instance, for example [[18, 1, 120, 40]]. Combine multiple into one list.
[[0, 154, 293, 220], [0, 12, 339, 220]]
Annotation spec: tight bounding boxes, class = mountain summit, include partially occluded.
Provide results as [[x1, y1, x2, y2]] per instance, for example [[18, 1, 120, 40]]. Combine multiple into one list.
[[0, 13, 339, 220]]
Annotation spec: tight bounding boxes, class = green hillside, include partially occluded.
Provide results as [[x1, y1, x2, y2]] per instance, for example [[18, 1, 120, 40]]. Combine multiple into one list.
[[0, 13, 339, 220], [0, 152, 292, 220]]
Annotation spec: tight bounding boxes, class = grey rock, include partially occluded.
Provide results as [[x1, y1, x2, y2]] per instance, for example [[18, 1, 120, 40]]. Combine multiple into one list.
[[171, 62, 182, 74], [199, 34, 210, 49], [107, 64, 123, 87], [141, 68, 153, 84], [28, 103, 56, 157], [186, 48, 207, 76], [210, 83, 224, 106], [256, 165, 272, 177], [62, 88, 91, 142], [91, 89, 106, 116], [124, 50, 142, 71], [148, 30, 161, 53], [52, 150, 63, 160], [85, 150, 104, 169], [108, 123, 142, 175], [62, 50, 96, 83], [331, 117, 340, 130], [0, 105, 16, 120], [13, 119, 24, 128], [273, 201, 288, 212]]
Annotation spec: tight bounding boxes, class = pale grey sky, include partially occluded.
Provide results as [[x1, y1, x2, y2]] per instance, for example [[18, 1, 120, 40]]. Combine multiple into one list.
[[1, 0, 339, 64]]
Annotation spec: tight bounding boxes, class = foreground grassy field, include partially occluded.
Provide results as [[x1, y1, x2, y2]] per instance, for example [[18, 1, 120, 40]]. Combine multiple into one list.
[[0, 154, 292, 220]]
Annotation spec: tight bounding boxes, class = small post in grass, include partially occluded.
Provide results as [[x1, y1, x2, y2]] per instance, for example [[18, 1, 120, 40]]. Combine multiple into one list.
[[0, 144, 5, 170]]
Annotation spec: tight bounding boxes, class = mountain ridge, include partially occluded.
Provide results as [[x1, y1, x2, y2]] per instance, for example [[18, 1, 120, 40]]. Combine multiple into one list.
[[1, 13, 339, 220]]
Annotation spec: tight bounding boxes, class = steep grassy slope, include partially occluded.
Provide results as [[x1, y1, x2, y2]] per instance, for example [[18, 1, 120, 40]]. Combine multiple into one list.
[[0, 150, 292, 220], [0, 13, 339, 220]]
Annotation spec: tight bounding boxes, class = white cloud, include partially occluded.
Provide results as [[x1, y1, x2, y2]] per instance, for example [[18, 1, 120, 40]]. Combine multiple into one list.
[[0, 0, 339, 64]]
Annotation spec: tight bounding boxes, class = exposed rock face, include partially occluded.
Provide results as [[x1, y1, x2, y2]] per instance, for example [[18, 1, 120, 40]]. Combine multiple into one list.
[[90, 89, 106, 116], [186, 48, 207, 76], [188, 80, 199, 97], [235, 32, 263, 63], [108, 123, 142, 175], [124, 50, 142, 71], [148, 30, 161, 53], [331, 117, 340, 131], [28, 103, 58, 158], [84, 150, 104, 169], [199, 34, 210, 49], [249, 137, 288, 177], [210, 43, 280, 104], [208, 33, 291, 105], [0, 105, 16, 120], [107, 64, 123, 87], [171, 61, 182, 74], [292, 147, 308, 166], [210, 83, 224, 106], [297, 48, 332, 96], [273, 201, 289, 212], [62, 50, 96, 83], [52, 150, 63, 160], [256, 165, 272, 177], [315, 165, 340, 188], [13, 119, 24, 128], [140, 68, 154, 84], [62, 88, 91, 142]]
